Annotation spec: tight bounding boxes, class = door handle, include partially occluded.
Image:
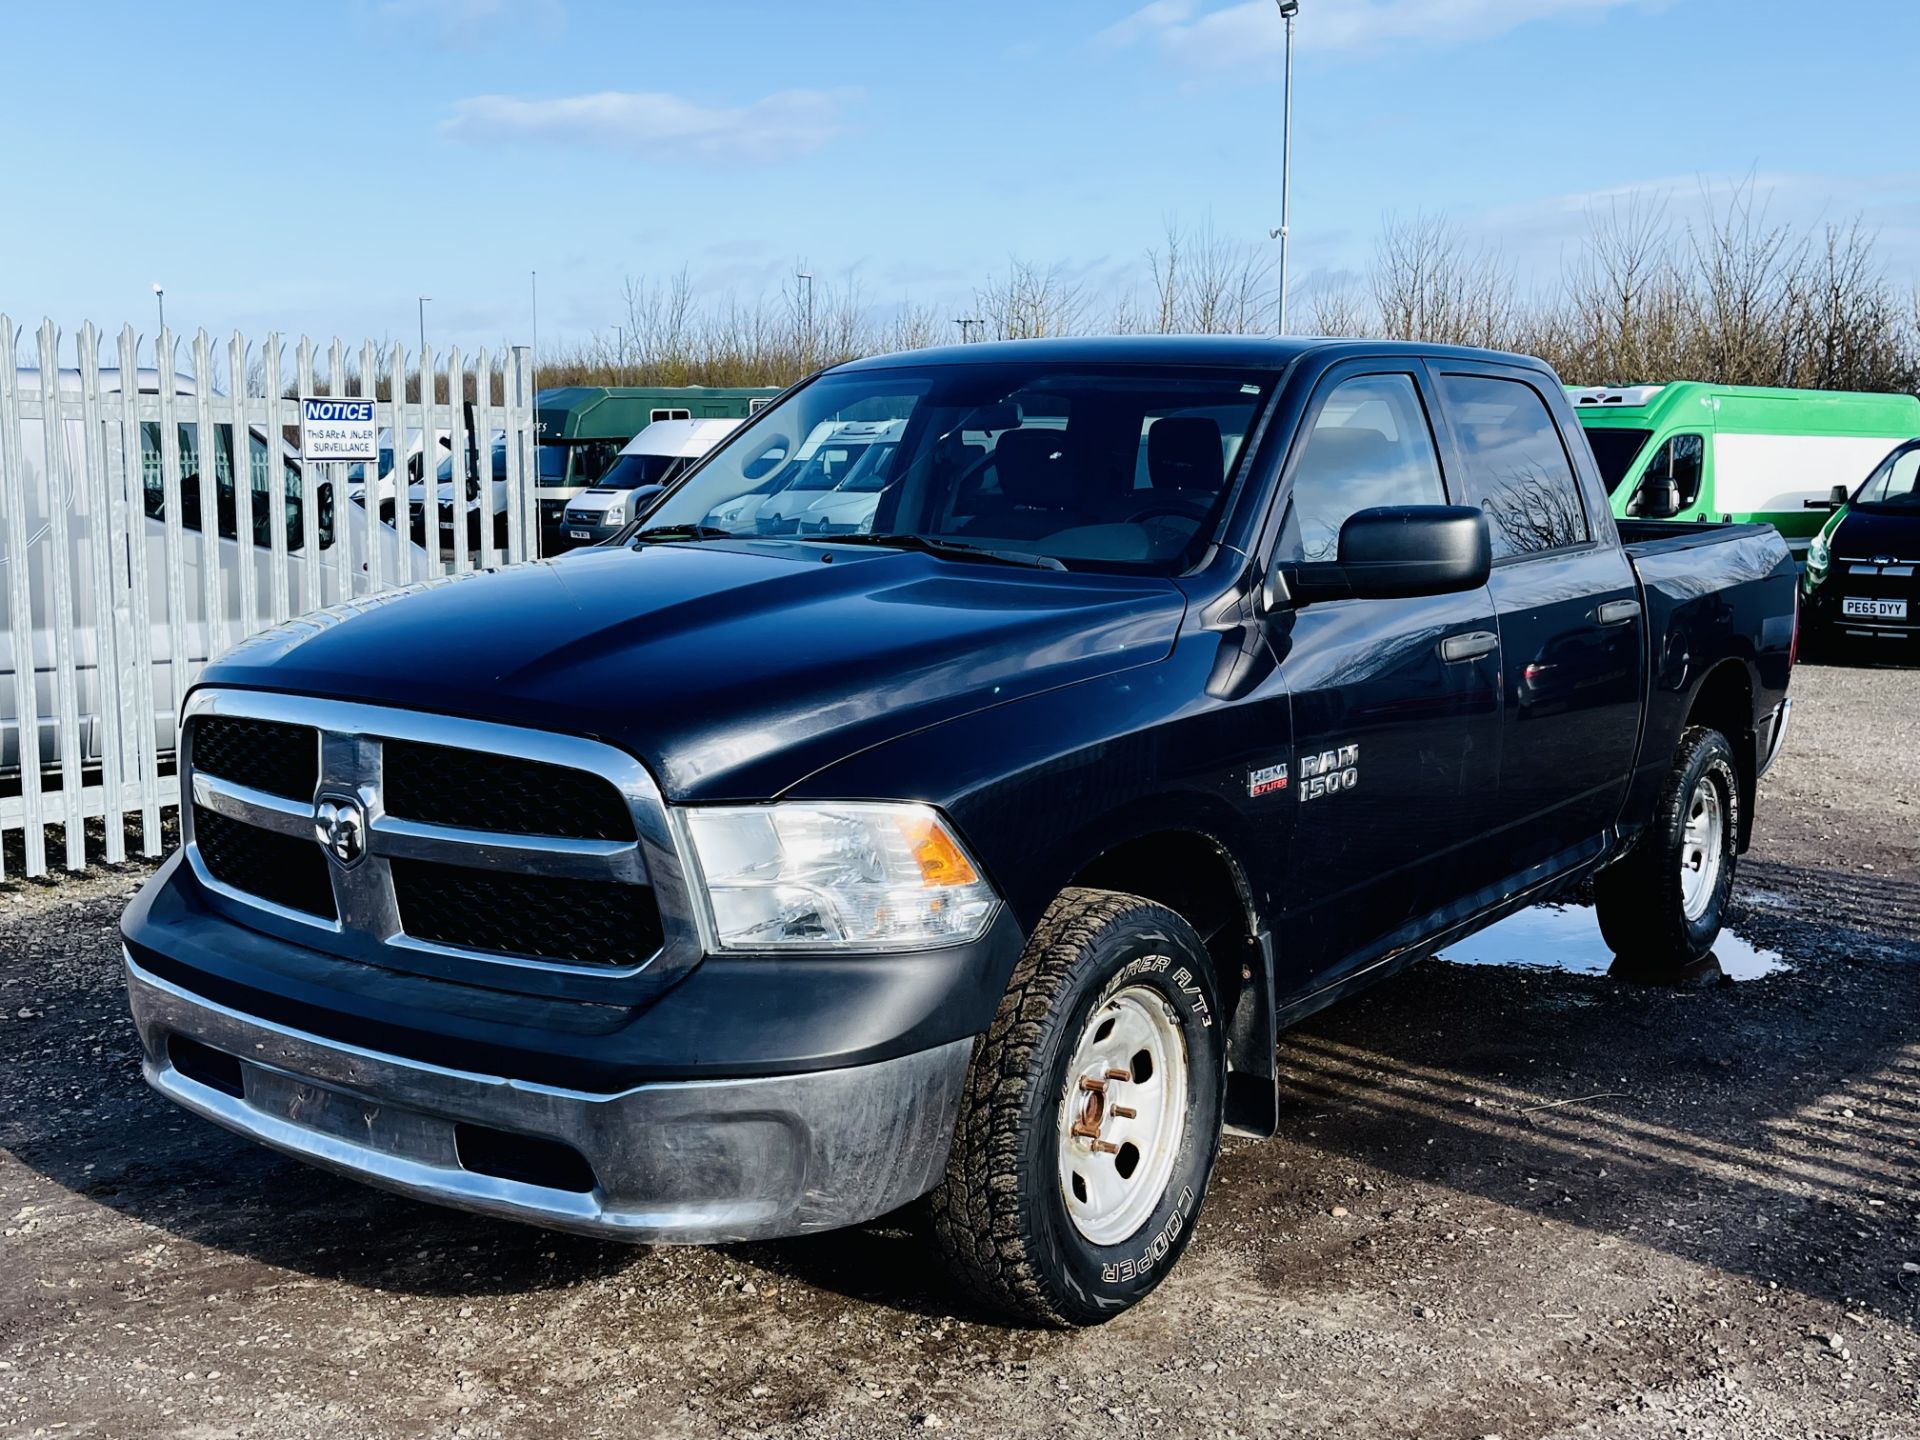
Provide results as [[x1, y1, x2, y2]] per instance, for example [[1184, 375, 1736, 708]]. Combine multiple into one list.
[[1597, 599, 1641, 625], [1439, 630, 1498, 663]]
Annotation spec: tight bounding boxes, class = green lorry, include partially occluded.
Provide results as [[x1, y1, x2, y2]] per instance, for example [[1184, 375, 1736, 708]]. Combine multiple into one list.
[[534, 385, 781, 551], [1568, 382, 1920, 553]]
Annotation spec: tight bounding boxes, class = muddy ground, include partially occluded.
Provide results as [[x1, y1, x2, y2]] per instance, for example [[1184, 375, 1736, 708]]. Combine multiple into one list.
[[1, 660, 1916, 1439]]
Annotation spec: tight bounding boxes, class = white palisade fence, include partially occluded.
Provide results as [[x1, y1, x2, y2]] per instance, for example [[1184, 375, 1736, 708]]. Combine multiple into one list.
[[0, 317, 539, 878]]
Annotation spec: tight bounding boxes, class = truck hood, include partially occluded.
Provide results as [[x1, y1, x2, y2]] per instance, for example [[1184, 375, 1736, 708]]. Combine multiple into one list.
[[199, 541, 1187, 799], [1832, 505, 1920, 560]]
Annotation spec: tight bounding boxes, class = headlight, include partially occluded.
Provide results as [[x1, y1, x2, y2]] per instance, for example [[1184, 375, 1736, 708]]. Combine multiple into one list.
[[681, 802, 999, 951], [1807, 530, 1830, 584]]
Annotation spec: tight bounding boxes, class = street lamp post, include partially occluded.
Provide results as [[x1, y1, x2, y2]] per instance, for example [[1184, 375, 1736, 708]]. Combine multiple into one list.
[[1271, 0, 1299, 335], [152, 283, 165, 335], [796, 271, 814, 361]]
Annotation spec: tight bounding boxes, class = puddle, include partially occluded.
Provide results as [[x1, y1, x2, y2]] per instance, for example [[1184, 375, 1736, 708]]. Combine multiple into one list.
[[1437, 902, 1790, 981]]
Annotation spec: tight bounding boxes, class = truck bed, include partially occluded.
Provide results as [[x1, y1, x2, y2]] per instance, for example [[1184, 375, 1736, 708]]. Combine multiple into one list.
[[1616, 517, 1783, 558]]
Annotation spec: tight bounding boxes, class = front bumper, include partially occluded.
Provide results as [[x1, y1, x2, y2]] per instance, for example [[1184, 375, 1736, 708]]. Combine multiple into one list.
[[1803, 583, 1919, 643], [127, 953, 973, 1243], [560, 513, 624, 546]]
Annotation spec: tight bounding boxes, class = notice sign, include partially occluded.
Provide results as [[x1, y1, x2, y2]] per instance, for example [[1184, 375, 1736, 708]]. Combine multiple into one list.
[[299, 397, 378, 462]]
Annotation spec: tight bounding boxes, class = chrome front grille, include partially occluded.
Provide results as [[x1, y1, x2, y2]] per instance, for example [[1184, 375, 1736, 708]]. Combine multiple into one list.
[[180, 689, 701, 1001]]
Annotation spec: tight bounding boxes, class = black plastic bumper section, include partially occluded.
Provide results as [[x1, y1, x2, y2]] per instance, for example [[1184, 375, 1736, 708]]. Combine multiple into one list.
[[122, 851, 1021, 1094]]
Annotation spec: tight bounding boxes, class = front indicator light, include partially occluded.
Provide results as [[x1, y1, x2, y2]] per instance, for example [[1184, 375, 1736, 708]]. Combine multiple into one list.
[[681, 802, 999, 951]]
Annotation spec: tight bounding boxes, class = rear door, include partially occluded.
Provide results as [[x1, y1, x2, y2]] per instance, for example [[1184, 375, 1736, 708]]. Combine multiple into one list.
[[1270, 363, 1505, 986], [1434, 364, 1645, 876]]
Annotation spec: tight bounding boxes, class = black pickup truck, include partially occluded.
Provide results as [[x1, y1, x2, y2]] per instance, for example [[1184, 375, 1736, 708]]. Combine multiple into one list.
[[122, 338, 1797, 1326]]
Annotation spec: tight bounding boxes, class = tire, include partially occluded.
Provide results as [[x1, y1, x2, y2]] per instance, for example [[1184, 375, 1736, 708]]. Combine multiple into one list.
[[1594, 726, 1740, 971], [928, 888, 1226, 1327]]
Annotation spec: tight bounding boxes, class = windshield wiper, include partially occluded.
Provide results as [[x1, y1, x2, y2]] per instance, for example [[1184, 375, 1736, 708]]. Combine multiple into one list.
[[627, 523, 736, 544], [822, 533, 1067, 571]]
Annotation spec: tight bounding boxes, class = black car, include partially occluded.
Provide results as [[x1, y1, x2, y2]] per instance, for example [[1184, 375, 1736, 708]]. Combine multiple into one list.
[[122, 337, 1797, 1326], [1803, 437, 1920, 655]]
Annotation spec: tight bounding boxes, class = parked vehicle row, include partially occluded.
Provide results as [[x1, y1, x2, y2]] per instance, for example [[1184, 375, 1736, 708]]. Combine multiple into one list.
[[1, 367, 425, 785], [533, 385, 778, 551], [123, 336, 1796, 1328], [1568, 381, 1920, 553]]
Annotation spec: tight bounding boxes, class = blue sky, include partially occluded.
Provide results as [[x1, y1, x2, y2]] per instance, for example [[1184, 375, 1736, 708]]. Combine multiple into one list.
[[4, 0, 1918, 357]]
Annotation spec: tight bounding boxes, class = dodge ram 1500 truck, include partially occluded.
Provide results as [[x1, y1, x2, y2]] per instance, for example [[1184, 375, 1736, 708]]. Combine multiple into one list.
[[122, 338, 1797, 1327]]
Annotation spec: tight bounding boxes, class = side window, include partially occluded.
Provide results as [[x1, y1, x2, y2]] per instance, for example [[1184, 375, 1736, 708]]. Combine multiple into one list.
[[1282, 374, 1447, 563], [1629, 433, 1704, 514], [1860, 445, 1920, 505], [1440, 374, 1589, 560], [575, 439, 622, 483], [650, 407, 691, 423]]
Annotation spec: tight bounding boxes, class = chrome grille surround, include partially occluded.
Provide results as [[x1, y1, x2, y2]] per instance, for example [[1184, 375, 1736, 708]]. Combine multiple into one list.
[[181, 688, 701, 1003]]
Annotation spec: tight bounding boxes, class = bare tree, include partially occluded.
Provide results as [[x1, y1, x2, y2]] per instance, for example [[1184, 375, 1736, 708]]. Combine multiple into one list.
[[1371, 214, 1518, 349], [974, 259, 1088, 340]]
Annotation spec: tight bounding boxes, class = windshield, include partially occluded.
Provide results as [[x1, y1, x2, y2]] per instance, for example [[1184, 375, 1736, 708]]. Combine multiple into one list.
[[640, 363, 1274, 573], [1582, 426, 1652, 492], [597, 451, 690, 490], [537, 443, 569, 481], [1854, 444, 1920, 507]]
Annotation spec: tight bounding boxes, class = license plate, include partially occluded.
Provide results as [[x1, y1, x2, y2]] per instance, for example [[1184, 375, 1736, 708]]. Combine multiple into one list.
[[569, 529, 592, 540], [1843, 597, 1907, 619]]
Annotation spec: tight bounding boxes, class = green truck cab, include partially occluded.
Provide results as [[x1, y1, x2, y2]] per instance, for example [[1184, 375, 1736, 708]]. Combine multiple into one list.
[[535, 385, 780, 551], [1568, 382, 1920, 553]]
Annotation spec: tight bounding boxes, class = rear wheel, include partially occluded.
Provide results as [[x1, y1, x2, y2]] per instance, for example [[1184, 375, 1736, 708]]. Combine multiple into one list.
[[1595, 726, 1739, 971], [929, 888, 1225, 1326]]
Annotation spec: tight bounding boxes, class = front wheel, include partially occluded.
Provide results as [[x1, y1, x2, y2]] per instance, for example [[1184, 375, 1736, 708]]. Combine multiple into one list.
[[928, 888, 1225, 1326], [1595, 725, 1740, 971]]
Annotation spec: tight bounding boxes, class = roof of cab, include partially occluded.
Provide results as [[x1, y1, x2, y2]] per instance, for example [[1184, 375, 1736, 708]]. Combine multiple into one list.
[[616, 417, 741, 458], [829, 334, 1556, 374]]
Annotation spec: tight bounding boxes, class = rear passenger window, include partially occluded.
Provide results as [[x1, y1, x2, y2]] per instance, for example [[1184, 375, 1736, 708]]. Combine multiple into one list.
[[1440, 374, 1589, 559], [1282, 374, 1447, 562]]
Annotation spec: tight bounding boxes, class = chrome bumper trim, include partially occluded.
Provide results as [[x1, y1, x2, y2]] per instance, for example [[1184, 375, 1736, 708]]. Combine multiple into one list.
[[126, 954, 972, 1244]]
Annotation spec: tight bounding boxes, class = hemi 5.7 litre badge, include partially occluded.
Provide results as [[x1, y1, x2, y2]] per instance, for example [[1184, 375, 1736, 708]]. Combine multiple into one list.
[[1300, 743, 1359, 801], [1248, 762, 1290, 798]]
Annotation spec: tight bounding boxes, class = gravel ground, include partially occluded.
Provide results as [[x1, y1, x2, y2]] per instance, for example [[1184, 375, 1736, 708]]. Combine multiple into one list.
[[1, 661, 1916, 1439]]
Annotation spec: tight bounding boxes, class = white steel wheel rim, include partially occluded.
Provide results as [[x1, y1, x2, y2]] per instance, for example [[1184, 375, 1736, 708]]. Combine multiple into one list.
[[1680, 775, 1725, 922], [1056, 983, 1189, 1247]]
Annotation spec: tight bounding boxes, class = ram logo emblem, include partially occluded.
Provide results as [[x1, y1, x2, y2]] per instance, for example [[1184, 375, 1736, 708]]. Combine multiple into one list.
[[314, 796, 367, 867]]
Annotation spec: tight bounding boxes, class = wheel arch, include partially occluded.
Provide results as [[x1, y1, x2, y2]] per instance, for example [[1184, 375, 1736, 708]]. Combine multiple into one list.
[[1683, 657, 1758, 851], [1063, 822, 1280, 1138]]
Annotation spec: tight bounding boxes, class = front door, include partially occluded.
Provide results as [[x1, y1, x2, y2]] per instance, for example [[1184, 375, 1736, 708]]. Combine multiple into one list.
[[1267, 365, 1504, 987], [1434, 365, 1646, 876]]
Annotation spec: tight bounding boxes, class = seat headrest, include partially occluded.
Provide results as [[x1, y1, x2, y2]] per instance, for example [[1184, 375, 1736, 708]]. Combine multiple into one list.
[[1294, 425, 1396, 484], [1148, 416, 1224, 492], [995, 428, 1076, 508]]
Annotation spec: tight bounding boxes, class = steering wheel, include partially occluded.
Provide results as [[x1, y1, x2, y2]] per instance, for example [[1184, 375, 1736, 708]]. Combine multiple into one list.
[[1122, 494, 1213, 525]]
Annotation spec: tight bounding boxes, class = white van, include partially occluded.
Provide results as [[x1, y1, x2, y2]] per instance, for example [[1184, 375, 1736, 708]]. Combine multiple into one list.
[[557, 417, 741, 546], [1, 366, 424, 783]]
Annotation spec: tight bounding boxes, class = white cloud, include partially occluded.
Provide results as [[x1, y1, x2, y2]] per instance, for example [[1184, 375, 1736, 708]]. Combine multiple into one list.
[[442, 88, 854, 164], [1102, 0, 1672, 67]]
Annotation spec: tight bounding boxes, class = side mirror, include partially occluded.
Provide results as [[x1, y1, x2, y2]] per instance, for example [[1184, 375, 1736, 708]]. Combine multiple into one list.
[[627, 483, 668, 520], [1635, 477, 1682, 518], [1288, 506, 1492, 602], [1804, 483, 1850, 510]]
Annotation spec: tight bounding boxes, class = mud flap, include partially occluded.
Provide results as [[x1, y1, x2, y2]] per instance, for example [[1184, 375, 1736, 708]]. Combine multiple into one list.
[[1223, 929, 1278, 1138]]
